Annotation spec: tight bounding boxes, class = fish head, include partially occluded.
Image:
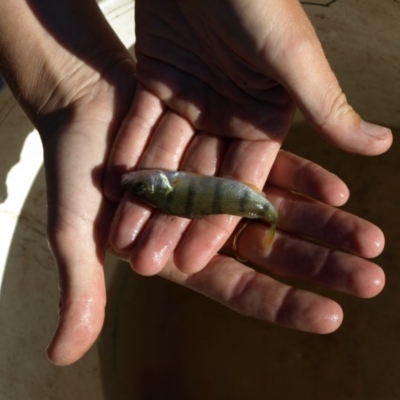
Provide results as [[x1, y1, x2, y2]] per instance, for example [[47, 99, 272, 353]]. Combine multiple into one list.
[[121, 170, 172, 205]]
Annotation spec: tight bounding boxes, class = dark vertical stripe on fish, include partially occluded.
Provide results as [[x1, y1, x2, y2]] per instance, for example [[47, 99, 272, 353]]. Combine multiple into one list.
[[184, 180, 197, 216], [213, 178, 224, 214], [164, 187, 175, 214], [240, 185, 251, 213]]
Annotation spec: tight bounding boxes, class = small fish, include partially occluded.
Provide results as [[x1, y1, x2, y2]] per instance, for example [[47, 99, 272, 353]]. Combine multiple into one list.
[[121, 170, 277, 258]]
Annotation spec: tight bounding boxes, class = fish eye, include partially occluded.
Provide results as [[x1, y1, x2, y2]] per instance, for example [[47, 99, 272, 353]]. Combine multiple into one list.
[[132, 182, 147, 194]]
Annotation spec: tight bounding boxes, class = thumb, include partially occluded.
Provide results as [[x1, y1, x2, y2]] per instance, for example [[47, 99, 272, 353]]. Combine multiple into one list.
[[41, 133, 111, 366], [45, 212, 108, 366], [269, 1, 392, 155]]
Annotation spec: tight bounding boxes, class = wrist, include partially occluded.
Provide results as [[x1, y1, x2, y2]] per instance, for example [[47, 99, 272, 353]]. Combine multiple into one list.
[[0, 0, 132, 128]]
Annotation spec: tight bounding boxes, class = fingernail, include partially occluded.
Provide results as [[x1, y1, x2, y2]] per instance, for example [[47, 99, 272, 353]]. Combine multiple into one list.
[[361, 120, 391, 138]]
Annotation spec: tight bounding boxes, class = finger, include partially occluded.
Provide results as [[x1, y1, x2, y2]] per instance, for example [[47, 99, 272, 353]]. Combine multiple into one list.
[[268, 1, 392, 155], [123, 133, 229, 275], [231, 222, 385, 299], [138, 110, 194, 170], [109, 192, 152, 258], [268, 150, 349, 206], [174, 138, 280, 274], [264, 186, 384, 258], [159, 254, 343, 334], [104, 83, 165, 202], [108, 110, 194, 260]]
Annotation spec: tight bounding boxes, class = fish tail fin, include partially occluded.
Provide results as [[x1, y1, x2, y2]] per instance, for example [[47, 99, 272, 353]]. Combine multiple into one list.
[[263, 223, 276, 252], [262, 205, 277, 252], [233, 218, 276, 263]]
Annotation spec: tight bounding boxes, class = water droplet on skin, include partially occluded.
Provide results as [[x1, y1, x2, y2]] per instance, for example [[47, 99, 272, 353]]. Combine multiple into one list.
[[129, 213, 149, 242], [151, 244, 171, 266]]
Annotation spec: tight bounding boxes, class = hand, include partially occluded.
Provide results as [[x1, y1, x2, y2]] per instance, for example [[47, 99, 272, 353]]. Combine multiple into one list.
[[133, 0, 392, 152], [105, 0, 392, 276], [0, 0, 138, 366], [113, 149, 385, 334]]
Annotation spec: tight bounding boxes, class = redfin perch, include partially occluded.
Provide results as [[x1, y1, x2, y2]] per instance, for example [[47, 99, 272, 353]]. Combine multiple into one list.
[[121, 170, 277, 255]]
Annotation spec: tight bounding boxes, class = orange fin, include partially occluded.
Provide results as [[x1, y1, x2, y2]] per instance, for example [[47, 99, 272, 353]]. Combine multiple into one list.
[[263, 224, 276, 253]]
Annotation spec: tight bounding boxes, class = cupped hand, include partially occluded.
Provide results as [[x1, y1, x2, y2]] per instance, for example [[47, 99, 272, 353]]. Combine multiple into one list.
[[106, 0, 392, 277], [116, 149, 385, 335]]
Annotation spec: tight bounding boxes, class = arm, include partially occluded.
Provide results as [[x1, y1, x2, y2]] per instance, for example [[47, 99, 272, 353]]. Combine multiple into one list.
[[0, 0, 137, 365]]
